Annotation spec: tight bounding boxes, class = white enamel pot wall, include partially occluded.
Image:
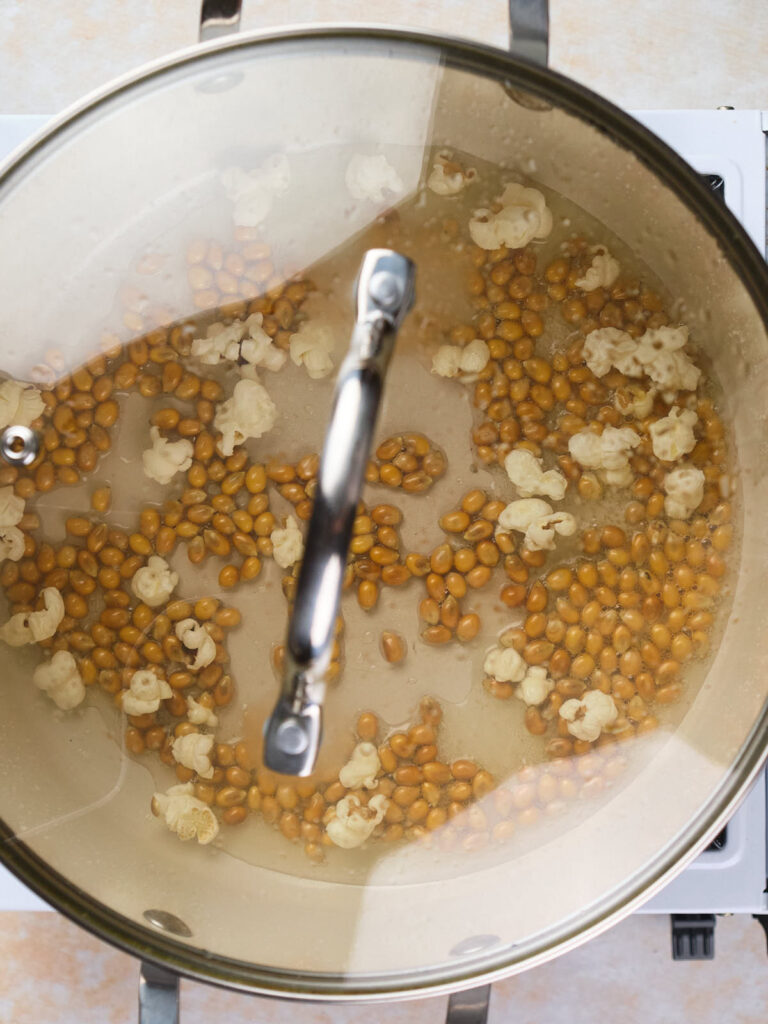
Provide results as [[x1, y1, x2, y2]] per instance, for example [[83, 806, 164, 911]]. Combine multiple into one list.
[[0, 4, 767, 1004]]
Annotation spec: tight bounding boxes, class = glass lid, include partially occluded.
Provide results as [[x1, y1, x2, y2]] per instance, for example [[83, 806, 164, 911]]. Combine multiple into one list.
[[0, 29, 767, 998]]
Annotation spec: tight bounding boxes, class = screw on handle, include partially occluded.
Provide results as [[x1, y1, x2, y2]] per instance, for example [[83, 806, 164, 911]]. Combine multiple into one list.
[[262, 250, 415, 776], [0, 425, 39, 467]]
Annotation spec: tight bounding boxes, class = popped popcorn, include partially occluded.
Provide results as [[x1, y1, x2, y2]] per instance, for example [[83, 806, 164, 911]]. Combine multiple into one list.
[[526, 510, 578, 551], [345, 154, 404, 202], [664, 464, 705, 520], [131, 555, 179, 608], [33, 651, 85, 711], [582, 324, 701, 400], [516, 666, 555, 707], [0, 526, 24, 564], [0, 486, 25, 565], [559, 690, 618, 742], [0, 379, 45, 429], [338, 742, 380, 790], [431, 346, 461, 378], [426, 152, 477, 196], [326, 793, 389, 849], [221, 154, 290, 228], [583, 327, 638, 378], [172, 732, 215, 779], [0, 587, 64, 647], [151, 783, 219, 844], [504, 448, 567, 501], [214, 378, 277, 456], [455, 338, 491, 374], [469, 182, 552, 250], [191, 313, 286, 374], [574, 246, 620, 291], [431, 338, 490, 379], [483, 645, 526, 683], [497, 498, 577, 551], [615, 383, 656, 419], [142, 426, 194, 485], [496, 497, 554, 535], [191, 322, 245, 364], [0, 487, 24, 527], [568, 426, 641, 488], [186, 696, 219, 728], [636, 326, 701, 399], [175, 618, 216, 671], [649, 407, 698, 463], [122, 668, 172, 716], [289, 321, 335, 380], [270, 516, 304, 569]]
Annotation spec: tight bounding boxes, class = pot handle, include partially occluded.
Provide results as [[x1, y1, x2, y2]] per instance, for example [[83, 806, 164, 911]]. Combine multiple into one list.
[[200, 0, 241, 40], [199, 0, 549, 65], [507, 0, 549, 65], [138, 962, 179, 1024], [446, 985, 492, 1024]]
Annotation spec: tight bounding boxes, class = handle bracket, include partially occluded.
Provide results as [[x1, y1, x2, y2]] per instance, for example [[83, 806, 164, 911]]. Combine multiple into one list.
[[508, 0, 548, 65], [199, 0, 549, 64], [138, 962, 179, 1024], [446, 985, 492, 1024], [200, 0, 242, 42]]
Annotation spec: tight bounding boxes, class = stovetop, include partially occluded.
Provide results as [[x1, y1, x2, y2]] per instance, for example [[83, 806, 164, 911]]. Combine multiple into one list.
[[0, 109, 766, 917]]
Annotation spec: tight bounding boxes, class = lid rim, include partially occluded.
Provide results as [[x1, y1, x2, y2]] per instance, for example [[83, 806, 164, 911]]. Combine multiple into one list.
[[3, 728, 767, 1002], [1, 23, 768, 998]]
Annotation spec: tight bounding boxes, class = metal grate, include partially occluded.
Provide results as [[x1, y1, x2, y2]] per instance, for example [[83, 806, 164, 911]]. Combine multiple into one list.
[[706, 827, 728, 852], [700, 171, 726, 857], [701, 173, 726, 203]]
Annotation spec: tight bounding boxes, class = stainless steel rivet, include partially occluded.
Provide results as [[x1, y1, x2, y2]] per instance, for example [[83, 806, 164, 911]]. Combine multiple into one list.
[[275, 718, 309, 755], [503, 82, 553, 112], [0, 425, 39, 466], [450, 934, 501, 957], [142, 908, 193, 938], [195, 71, 244, 94], [368, 271, 402, 311]]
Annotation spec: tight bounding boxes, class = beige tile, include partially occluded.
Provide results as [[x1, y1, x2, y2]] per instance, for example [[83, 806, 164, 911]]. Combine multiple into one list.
[[1, 0, 767, 113], [493, 914, 768, 1024], [0, 911, 135, 1024], [2, 910, 768, 1022], [550, 0, 768, 110]]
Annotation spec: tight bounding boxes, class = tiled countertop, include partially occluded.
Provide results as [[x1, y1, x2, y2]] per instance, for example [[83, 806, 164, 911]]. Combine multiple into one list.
[[2, 0, 768, 113], [1, 2, 768, 1021], [3, 911, 768, 1024]]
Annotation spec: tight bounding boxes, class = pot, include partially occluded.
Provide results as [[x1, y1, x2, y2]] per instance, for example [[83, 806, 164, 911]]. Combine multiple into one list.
[[1, 0, 767, 1013]]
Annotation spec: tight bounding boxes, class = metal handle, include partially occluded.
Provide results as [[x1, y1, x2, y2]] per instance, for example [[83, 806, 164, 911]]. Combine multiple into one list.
[[262, 250, 415, 776], [199, 0, 549, 64], [138, 962, 179, 1024], [200, 0, 242, 41], [446, 985, 492, 1024], [508, 0, 548, 65]]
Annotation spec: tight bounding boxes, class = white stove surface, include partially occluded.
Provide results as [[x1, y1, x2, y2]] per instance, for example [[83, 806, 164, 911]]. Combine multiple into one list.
[[0, 110, 765, 916]]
